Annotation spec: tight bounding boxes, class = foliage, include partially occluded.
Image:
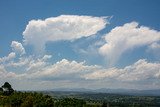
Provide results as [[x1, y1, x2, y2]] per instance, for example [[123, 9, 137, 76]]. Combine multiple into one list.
[[0, 91, 55, 107], [1, 91, 160, 107], [55, 98, 86, 107], [1, 82, 14, 95]]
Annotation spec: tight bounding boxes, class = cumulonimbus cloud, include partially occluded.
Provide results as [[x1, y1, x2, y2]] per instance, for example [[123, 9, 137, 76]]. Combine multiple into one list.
[[23, 15, 108, 53], [99, 22, 160, 66]]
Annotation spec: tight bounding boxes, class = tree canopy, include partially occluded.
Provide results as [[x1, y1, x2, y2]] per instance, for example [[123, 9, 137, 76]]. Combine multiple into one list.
[[1, 82, 14, 95]]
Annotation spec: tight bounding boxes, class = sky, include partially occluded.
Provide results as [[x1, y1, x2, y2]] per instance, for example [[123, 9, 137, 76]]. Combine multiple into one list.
[[0, 0, 160, 90]]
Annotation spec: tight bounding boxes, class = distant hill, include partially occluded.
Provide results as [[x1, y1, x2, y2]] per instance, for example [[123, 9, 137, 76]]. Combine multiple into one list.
[[50, 88, 160, 96], [93, 88, 160, 96]]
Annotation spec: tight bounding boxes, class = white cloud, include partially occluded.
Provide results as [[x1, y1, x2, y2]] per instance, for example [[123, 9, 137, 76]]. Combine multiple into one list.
[[0, 65, 16, 79], [23, 15, 108, 53], [1, 54, 160, 90], [83, 68, 119, 80], [0, 41, 25, 64], [6, 55, 52, 72], [99, 22, 160, 66], [7, 57, 30, 67], [21, 59, 160, 89], [147, 42, 160, 58], [11, 41, 25, 55], [149, 42, 160, 50], [83, 59, 160, 82], [26, 55, 52, 72], [1, 19, 160, 90], [26, 58, 48, 72], [29, 59, 99, 80], [42, 55, 52, 61], [118, 59, 160, 81], [0, 52, 16, 63]]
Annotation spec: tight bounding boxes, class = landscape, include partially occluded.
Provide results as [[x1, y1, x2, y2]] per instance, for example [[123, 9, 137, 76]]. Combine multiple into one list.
[[1, 82, 160, 107], [0, 0, 160, 107]]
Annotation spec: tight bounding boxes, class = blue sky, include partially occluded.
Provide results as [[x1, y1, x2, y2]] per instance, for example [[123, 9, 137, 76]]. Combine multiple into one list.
[[0, 0, 160, 90]]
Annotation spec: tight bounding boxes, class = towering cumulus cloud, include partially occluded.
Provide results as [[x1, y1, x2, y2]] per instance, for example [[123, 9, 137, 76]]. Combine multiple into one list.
[[23, 15, 107, 53], [99, 22, 160, 66]]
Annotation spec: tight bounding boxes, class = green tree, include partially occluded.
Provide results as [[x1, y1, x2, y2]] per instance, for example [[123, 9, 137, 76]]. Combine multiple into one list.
[[101, 102, 108, 107], [2, 82, 14, 95], [0, 87, 3, 91], [21, 95, 34, 107], [0, 87, 3, 95]]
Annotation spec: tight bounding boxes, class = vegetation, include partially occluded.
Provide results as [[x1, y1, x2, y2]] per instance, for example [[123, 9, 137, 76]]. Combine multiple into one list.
[[1, 82, 14, 96], [0, 91, 54, 107], [0, 82, 160, 107]]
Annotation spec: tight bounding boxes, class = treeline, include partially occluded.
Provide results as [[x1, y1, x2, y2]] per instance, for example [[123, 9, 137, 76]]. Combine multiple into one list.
[[0, 91, 105, 107], [0, 91, 54, 107], [0, 82, 99, 107], [1, 91, 160, 107], [74, 92, 160, 107]]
